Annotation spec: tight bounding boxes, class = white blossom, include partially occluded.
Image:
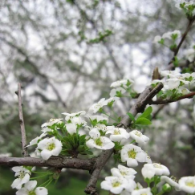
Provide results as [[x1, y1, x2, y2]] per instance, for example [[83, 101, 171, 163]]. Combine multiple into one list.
[[162, 30, 181, 40], [61, 111, 86, 121], [95, 124, 108, 132], [175, 0, 195, 13], [106, 126, 130, 142], [141, 165, 155, 179], [129, 130, 149, 145], [177, 87, 190, 95], [41, 118, 63, 128], [111, 164, 137, 179], [105, 97, 118, 104], [88, 114, 108, 122], [89, 98, 107, 113], [163, 78, 189, 90], [121, 144, 148, 167], [179, 176, 195, 194], [131, 188, 153, 195], [26, 133, 47, 147], [142, 163, 170, 176], [110, 87, 126, 97], [160, 70, 181, 78], [153, 35, 162, 43], [110, 79, 133, 88], [37, 137, 62, 160], [70, 116, 87, 125], [185, 48, 195, 62], [11, 167, 31, 189], [16, 181, 48, 195], [65, 123, 77, 134], [101, 176, 130, 194], [86, 128, 114, 150]]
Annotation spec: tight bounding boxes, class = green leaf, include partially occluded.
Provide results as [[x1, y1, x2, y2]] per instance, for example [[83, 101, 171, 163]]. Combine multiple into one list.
[[127, 113, 135, 122], [135, 117, 151, 125], [138, 106, 152, 119]]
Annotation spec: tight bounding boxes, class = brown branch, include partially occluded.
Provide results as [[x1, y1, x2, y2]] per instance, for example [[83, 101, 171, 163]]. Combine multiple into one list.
[[173, 17, 195, 58], [119, 83, 164, 128], [149, 91, 195, 105], [85, 149, 113, 195], [0, 156, 95, 170], [169, 16, 195, 69], [84, 83, 163, 195], [16, 83, 28, 157]]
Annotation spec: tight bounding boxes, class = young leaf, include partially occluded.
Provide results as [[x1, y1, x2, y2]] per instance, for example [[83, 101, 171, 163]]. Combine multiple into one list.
[[135, 117, 151, 125], [127, 113, 135, 122], [137, 106, 153, 119]]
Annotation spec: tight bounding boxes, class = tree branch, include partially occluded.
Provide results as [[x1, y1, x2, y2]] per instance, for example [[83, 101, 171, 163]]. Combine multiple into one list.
[[149, 91, 195, 105], [119, 83, 164, 128], [16, 83, 28, 157], [169, 16, 195, 69], [0, 156, 95, 170]]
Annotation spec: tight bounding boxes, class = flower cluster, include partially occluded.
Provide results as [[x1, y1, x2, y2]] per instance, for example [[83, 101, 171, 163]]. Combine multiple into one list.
[[11, 166, 48, 195], [174, 0, 195, 18], [153, 30, 181, 51], [152, 70, 195, 100]]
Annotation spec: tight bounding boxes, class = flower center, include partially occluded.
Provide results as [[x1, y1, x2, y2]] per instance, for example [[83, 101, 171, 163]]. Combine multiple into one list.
[[135, 131, 142, 137], [112, 181, 121, 187], [28, 191, 36, 195], [153, 163, 162, 168], [114, 129, 120, 135], [19, 171, 25, 179], [47, 143, 55, 151], [95, 138, 102, 146], [96, 125, 107, 131], [128, 149, 136, 159], [186, 181, 195, 187], [120, 171, 127, 176]]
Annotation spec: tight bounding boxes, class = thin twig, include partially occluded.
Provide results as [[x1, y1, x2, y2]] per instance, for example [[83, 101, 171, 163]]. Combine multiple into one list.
[[149, 91, 195, 105], [169, 17, 195, 69], [16, 83, 28, 157]]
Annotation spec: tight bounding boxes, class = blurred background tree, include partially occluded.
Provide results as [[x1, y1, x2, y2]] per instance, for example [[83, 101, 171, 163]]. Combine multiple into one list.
[[0, 0, 194, 194]]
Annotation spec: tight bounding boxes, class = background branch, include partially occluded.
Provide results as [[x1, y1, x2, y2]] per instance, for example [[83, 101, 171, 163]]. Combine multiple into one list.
[[16, 83, 28, 157]]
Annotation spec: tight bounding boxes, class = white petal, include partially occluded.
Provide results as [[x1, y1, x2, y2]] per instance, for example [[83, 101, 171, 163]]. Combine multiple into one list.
[[110, 186, 124, 194], [25, 180, 37, 191], [101, 181, 111, 191], [11, 178, 23, 189], [127, 159, 138, 167], [12, 166, 22, 173], [136, 152, 147, 162], [41, 150, 52, 160], [86, 139, 95, 149], [66, 123, 77, 134], [21, 174, 30, 185], [89, 128, 100, 139], [16, 188, 28, 195], [35, 187, 48, 195]]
